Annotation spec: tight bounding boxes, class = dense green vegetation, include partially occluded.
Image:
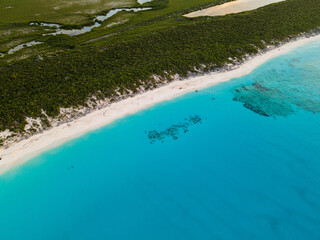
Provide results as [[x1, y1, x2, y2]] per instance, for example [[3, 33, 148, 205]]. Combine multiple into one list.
[[1, 0, 320, 134]]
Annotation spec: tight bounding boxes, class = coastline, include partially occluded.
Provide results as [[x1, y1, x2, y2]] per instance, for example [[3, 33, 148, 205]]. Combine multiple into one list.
[[1, 34, 320, 175]]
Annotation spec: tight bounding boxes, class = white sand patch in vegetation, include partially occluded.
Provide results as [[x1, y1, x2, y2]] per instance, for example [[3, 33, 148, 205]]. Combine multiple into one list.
[[107, 22, 122, 27], [0, 130, 12, 139], [185, 0, 286, 18], [24, 117, 43, 132], [104, 1, 135, 8]]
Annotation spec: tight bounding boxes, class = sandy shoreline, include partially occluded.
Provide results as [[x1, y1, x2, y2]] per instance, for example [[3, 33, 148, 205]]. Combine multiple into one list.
[[1, 34, 320, 175]]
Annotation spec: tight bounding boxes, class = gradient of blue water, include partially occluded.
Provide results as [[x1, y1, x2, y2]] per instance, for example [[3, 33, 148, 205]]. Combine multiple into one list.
[[1, 40, 320, 240]]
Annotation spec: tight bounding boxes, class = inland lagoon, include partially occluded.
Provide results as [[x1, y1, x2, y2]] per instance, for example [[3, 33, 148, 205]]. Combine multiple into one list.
[[0, 39, 320, 239]]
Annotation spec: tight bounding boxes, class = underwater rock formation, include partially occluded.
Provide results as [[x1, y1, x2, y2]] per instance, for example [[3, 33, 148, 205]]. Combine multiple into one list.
[[147, 115, 202, 143], [232, 58, 320, 117], [232, 83, 295, 117]]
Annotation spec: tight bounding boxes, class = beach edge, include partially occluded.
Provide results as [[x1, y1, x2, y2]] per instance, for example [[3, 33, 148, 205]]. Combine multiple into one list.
[[1, 34, 320, 175]]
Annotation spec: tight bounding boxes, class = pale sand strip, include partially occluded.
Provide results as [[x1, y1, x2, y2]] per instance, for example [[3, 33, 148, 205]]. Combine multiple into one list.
[[1, 34, 320, 175], [185, 0, 286, 18]]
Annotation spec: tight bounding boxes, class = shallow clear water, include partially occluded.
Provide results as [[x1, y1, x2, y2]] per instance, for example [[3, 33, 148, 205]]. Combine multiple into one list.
[[137, 0, 153, 4], [94, 8, 152, 22], [7, 41, 43, 55], [1, 40, 320, 240], [2, 7, 151, 57], [0, 41, 43, 58], [36, 7, 151, 37]]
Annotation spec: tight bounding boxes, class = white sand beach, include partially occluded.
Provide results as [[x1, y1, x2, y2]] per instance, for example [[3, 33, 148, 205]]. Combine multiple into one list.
[[185, 0, 286, 18], [1, 34, 320, 175]]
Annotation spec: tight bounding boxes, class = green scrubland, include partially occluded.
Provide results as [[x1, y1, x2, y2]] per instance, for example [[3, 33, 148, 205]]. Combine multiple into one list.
[[0, 0, 320, 133]]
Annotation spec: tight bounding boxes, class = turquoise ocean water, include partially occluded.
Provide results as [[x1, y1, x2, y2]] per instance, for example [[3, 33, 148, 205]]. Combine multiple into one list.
[[1, 40, 320, 240]]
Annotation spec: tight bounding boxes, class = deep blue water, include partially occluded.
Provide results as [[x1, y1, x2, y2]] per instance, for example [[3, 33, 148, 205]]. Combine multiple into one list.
[[1, 40, 320, 240]]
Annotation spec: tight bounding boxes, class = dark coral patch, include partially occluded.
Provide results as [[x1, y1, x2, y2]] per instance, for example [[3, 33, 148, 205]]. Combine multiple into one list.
[[232, 83, 295, 117], [147, 115, 202, 144]]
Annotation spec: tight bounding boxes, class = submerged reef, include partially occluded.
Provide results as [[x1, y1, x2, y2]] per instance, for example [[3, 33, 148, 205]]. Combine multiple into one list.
[[232, 83, 295, 117], [147, 115, 202, 143], [232, 58, 320, 117]]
